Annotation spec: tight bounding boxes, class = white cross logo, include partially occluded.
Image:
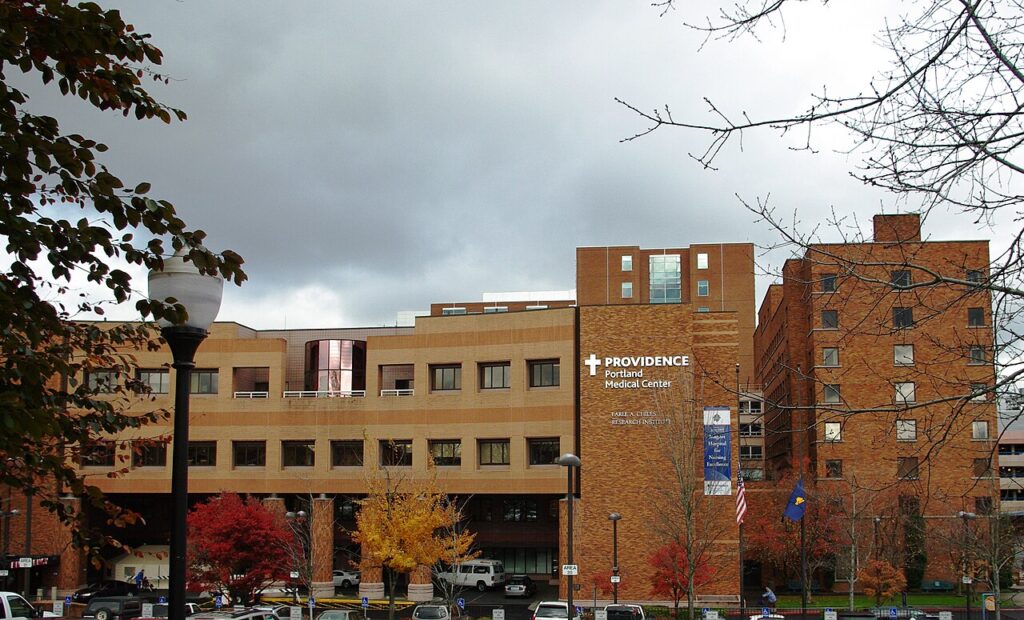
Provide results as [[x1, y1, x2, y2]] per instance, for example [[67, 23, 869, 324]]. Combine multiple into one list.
[[584, 353, 602, 376]]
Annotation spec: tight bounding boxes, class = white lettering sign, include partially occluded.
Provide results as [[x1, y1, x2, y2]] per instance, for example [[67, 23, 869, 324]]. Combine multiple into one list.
[[562, 564, 578, 575], [585, 353, 689, 377]]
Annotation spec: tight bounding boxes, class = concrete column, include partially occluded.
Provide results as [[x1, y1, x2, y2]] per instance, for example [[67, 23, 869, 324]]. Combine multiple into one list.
[[263, 495, 286, 516], [310, 495, 334, 598], [357, 552, 384, 601], [558, 496, 581, 600], [56, 496, 84, 595], [406, 565, 433, 601]]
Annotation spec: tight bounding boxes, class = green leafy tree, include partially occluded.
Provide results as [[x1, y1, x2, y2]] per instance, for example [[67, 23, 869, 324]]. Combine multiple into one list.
[[0, 0, 244, 553]]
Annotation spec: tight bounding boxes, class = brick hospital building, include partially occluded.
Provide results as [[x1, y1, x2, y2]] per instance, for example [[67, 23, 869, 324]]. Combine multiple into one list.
[[0, 214, 1000, 604]]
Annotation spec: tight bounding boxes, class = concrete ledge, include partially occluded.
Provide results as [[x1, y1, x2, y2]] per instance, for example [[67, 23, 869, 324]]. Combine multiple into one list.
[[359, 582, 385, 600], [407, 584, 433, 602]]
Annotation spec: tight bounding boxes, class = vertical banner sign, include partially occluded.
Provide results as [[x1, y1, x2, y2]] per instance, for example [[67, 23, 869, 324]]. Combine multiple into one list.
[[703, 406, 732, 495]]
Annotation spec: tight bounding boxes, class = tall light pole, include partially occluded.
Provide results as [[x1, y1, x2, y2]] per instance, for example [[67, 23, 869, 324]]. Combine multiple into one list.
[[285, 510, 309, 602], [608, 512, 621, 604], [0, 501, 19, 590], [557, 454, 581, 619], [149, 250, 223, 620], [958, 511, 977, 620]]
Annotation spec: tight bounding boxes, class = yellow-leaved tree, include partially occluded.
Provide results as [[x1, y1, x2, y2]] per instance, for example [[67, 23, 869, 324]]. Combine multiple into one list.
[[353, 467, 477, 620]]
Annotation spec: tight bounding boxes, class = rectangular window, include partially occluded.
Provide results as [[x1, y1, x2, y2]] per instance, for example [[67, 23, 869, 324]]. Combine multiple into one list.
[[331, 440, 363, 467], [822, 310, 839, 329], [823, 422, 842, 442], [971, 383, 988, 401], [136, 369, 169, 394], [891, 270, 912, 288], [697, 280, 709, 297], [973, 457, 992, 478], [380, 440, 413, 467], [972, 420, 989, 440], [968, 307, 985, 327], [896, 420, 917, 441], [969, 346, 986, 365], [898, 457, 920, 480], [621, 255, 633, 272], [429, 440, 462, 466], [893, 308, 914, 328], [190, 369, 218, 394], [824, 384, 841, 404], [188, 441, 217, 467], [480, 362, 511, 389], [896, 382, 916, 404], [86, 369, 119, 393], [483, 306, 508, 313], [442, 307, 467, 316], [967, 269, 984, 284], [825, 460, 843, 478], [431, 365, 462, 391], [528, 359, 560, 388], [527, 438, 560, 465], [232, 441, 266, 467], [696, 253, 709, 270], [132, 441, 167, 467], [282, 440, 315, 467], [80, 440, 115, 467], [649, 254, 681, 304], [822, 348, 839, 367], [821, 274, 837, 293], [739, 423, 763, 437], [894, 344, 914, 366], [621, 282, 633, 299], [479, 439, 510, 466], [739, 445, 763, 459]]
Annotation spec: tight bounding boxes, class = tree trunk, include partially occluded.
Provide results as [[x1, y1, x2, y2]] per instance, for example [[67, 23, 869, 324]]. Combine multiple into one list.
[[387, 570, 397, 620]]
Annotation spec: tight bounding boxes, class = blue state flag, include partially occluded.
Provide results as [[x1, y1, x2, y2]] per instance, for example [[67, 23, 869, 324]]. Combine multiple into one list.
[[783, 476, 807, 521]]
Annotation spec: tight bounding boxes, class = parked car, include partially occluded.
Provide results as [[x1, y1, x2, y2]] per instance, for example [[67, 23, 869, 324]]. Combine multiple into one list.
[[144, 603, 202, 617], [504, 574, 536, 598], [82, 596, 144, 620], [332, 569, 361, 588], [0, 591, 47, 620], [604, 605, 645, 620], [411, 605, 450, 620], [72, 581, 140, 603], [532, 601, 581, 620], [317, 611, 355, 620], [190, 610, 282, 620], [869, 608, 939, 620], [436, 559, 506, 592]]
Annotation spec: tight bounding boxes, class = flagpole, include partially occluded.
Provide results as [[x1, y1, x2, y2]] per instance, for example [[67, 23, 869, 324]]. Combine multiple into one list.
[[800, 515, 807, 620], [736, 364, 744, 619], [739, 520, 745, 618]]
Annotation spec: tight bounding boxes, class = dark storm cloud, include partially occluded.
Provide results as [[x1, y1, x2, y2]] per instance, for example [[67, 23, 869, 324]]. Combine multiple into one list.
[[19, 0, 956, 327]]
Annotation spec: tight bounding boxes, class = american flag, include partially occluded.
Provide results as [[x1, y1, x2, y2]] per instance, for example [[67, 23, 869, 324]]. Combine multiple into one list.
[[736, 472, 748, 525]]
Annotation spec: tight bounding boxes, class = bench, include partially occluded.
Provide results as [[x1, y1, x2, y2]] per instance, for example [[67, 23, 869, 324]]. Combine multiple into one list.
[[920, 580, 954, 592]]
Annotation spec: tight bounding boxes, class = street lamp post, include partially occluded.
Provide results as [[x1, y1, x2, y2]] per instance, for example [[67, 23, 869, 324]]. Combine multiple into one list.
[[608, 512, 621, 604], [958, 511, 977, 620], [557, 454, 581, 619], [149, 250, 223, 620], [0, 503, 19, 589], [873, 517, 881, 561]]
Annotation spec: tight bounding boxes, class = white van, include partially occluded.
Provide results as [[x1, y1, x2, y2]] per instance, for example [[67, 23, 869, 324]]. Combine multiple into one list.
[[437, 559, 506, 591]]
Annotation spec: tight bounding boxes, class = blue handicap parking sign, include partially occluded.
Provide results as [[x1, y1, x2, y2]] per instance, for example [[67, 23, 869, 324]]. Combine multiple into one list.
[[215, 595, 223, 609], [457, 598, 465, 610], [158, 597, 167, 604], [64, 597, 72, 606], [762, 608, 770, 618], [890, 609, 898, 618], [361, 597, 369, 609], [308, 597, 316, 609]]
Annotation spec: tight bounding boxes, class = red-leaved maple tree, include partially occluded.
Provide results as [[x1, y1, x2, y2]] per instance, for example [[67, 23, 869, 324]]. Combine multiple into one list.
[[187, 493, 292, 605], [649, 541, 715, 620]]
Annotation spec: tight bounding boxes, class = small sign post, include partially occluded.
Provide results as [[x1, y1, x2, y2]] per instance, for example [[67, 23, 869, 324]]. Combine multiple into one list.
[[53, 600, 66, 617], [610, 575, 620, 584], [562, 564, 579, 576], [215, 595, 223, 609], [825, 609, 837, 620], [762, 608, 770, 618], [595, 611, 608, 620], [457, 598, 465, 610], [494, 609, 506, 620], [362, 596, 369, 620], [289, 607, 301, 620]]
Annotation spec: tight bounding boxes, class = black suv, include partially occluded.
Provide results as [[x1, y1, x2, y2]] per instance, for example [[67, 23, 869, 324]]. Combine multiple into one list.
[[82, 596, 144, 620], [72, 581, 140, 603]]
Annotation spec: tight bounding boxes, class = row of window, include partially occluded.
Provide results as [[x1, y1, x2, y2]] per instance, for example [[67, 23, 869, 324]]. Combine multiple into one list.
[[820, 419, 989, 442], [819, 307, 986, 330], [81, 438, 563, 469], [430, 360, 559, 391], [823, 456, 993, 480], [818, 268, 985, 293], [818, 382, 991, 406], [87, 369, 218, 395], [619, 280, 711, 300], [820, 343, 988, 367]]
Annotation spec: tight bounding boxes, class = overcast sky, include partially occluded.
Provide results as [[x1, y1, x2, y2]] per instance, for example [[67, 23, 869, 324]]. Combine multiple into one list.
[[21, 1, 1013, 329]]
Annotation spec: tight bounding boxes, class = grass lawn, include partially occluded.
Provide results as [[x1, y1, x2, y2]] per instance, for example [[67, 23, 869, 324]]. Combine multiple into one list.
[[775, 593, 974, 609]]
